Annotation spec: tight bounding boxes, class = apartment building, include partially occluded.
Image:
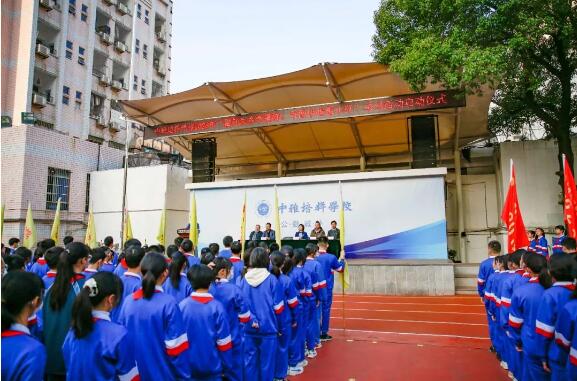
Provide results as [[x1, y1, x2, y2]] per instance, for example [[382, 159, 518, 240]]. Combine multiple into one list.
[[1, 0, 173, 242]]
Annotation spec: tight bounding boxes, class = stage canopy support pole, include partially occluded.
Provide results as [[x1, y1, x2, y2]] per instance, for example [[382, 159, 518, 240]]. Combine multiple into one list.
[[454, 108, 467, 262]]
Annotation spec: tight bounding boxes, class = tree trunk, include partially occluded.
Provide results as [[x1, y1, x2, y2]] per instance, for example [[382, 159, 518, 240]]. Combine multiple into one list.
[[556, 123, 574, 202]]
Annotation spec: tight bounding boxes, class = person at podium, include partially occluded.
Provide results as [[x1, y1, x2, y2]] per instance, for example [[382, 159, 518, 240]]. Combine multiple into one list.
[[249, 224, 263, 241], [327, 220, 340, 240], [262, 222, 276, 240], [295, 224, 309, 239], [310, 221, 326, 238]]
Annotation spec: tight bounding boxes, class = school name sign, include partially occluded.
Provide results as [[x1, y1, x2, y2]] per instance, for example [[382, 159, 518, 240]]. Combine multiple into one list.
[[144, 90, 465, 139]]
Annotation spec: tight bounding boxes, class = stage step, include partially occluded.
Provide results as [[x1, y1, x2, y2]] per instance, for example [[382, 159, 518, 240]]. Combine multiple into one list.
[[454, 263, 480, 295]]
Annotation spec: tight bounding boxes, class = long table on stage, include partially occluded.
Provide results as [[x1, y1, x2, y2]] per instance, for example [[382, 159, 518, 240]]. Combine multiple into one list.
[[245, 239, 341, 257]]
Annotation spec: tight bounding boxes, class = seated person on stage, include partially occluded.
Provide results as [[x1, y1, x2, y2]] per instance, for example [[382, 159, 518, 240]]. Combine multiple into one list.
[[295, 224, 309, 240], [310, 221, 326, 238], [249, 224, 263, 241], [263, 222, 276, 241], [327, 220, 340, 240]]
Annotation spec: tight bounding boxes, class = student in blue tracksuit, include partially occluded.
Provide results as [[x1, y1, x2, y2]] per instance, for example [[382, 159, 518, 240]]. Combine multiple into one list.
[[497, 251, 524, 378], [478, 240, 502, 298], [103, 236, 119, 266], [180, 265, 233, 381], [315, 236, 345, 341], [489, 255, 509, 366], [1, 271, 46, 381], [551, 225, 567, 256], [229, 241, 245, 285], [508, 253, 552, 381], [14, 247, 33, 272], [117, 252, 190, 380], [114, 239, 143, 278], [219, 236, 234, 259], [82, 247, 105, 279], [118, 246, 145, 300], [43, 242, 89, 381], [303, 243, 326, 356], [553, 279, 577, 381], [271, 251, 300, 380], [29, 239, 54, 278], [164, 253, 193, 303], [62, 272, 139, 381], [42, 247, 64, 289], [534, 255, 576, 381], [535, 228, 549, 258], [98, 247, 116, 273], [239, 247, 285, 381], [527, 230, 538, 253], [210, 257, 251, 381], [181, 239, 201, 268], [284, 247, 309, 375]]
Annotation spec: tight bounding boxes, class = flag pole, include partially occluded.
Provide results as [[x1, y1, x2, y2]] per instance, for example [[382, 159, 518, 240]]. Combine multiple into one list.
[[120, 119, 130, 250], [339, 181, 346, 340]]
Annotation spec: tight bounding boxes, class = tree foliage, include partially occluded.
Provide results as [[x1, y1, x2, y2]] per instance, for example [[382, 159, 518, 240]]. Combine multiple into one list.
[[373, 0, 577, 191]]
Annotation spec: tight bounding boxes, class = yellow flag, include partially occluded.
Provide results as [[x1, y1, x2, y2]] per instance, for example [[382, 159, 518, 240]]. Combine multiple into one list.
[[274, 185, 282, 246], [240, 191, 247, 256], [189, 192, 198, 247], [339, 182, 350, 290], [50, 198, 62, 242], [0, 204, 5, 239], [23, 202, 37, 249], [123, 209, 133, 244], [85, 207, 97, 248], [156, 208, 166, 246]]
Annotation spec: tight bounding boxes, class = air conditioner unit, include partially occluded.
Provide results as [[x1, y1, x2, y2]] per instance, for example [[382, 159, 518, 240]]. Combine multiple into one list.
[[156, 31, 167, 43], [117, 2, 129, 15], [39, 0, 53, 10], [114, 41, 126, 52], [32, 93, 47, 107], [100, 33, 113, 45], [111, 80, 122, 90], [96, 115, 106, 126], [122, 82, 129, 91], [156, 65, 166, 77], [35, 44, 50, 58], [99, 75, 111, 86], [104, 0, 117, 5], [108, 121, 121, 131]]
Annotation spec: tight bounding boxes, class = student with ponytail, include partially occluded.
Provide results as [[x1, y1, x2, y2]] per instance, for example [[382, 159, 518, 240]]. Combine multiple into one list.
[[533, 254, 576, 380], [42, 247, 64, 289], [209, 257, 251, 381], [117, 252, 191, 380], [508, 253, 551, 381], [553, 257, 577, 381], [43, 242, 89, 380], [163, 252, 193, 303], [270, 251, 300, 380], [62, 272, 139, 381], [1, 272, 46, 381]]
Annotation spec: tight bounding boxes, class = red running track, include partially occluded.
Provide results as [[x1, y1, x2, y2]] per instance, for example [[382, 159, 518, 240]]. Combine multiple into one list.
[[292, 294, 509, 381]]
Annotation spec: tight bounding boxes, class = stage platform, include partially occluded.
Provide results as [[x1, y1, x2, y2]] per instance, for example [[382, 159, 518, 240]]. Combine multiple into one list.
[[333, 259, 455, 296]]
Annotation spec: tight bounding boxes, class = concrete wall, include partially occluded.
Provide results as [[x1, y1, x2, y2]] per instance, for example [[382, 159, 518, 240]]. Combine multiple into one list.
[[90, 164, 189, 245], [333, 260, 455, 295]]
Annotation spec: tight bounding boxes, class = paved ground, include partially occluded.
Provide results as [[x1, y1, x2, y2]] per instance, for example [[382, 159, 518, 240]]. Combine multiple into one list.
[[292, 294, 508, 381]]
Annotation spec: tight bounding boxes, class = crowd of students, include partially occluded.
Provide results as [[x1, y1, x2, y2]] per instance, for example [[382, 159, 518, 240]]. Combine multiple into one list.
[[1, 233, 345, 381], [477, 226, 577, 381]]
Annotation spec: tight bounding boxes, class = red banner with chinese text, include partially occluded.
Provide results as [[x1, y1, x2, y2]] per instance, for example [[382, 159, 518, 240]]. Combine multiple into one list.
[[563, 155, 577, 238], [500, 162, 529, 252]]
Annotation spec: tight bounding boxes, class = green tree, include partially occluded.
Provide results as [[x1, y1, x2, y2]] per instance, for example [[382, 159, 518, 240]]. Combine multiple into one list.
[[373, 0, 577, 192]]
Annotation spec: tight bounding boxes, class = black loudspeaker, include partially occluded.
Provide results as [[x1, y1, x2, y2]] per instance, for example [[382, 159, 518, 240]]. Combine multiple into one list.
[[191, 138, 216, 182], [410, 115, 437, 169]]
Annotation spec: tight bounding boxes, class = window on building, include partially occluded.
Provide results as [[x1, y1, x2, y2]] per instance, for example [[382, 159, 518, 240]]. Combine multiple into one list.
[[75, 91, 82, 103], [142, 44, 148, 59], [46, 167, 70, 211], [108, 141, 125, 150], [133, 75, 138, 90], [137, 3, 142, 18], [135, 39, 140, 53], [62, 86, 70, 104], [141, 79, 146, 95], [85, 173, 90, 212], [78, 46, 85, 65], [81, 4, 88, 21], [65, 40, 73, 59], [69, 0, 76, 15], [144, 9, 149, 24]]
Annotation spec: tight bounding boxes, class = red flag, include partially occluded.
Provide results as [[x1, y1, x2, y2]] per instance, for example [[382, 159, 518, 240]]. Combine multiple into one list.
[[500, 161, 529, 252], [563, 155, 577, 238]]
